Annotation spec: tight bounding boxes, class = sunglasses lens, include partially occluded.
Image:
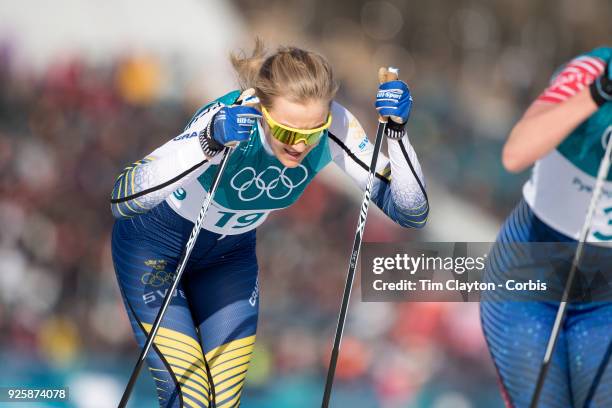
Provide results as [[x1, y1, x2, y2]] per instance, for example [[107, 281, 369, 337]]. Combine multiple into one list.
[[271, 126, 324, 146], [304, 131, 324, 145], [271, 127, 295, 144]]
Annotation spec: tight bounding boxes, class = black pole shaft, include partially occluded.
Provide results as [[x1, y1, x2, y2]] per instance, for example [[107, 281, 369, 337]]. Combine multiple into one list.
[[118, 147, 233, 408], [529, 126, 612, 408], [321, 121, 387, 408]]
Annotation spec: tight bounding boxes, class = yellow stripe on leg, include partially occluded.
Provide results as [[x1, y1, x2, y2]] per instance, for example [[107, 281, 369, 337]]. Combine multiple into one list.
[[209, 345, 253, 371], [165, 361, 210, 391], [210, 353, 252, 378], [211, 362, 250, 386], [206, 335, 256, 364], [218, 393, 240, 408], [205, 336, 256, 407], [142, 323, 203, 352], [215, 379, 247, 408], [214, 370, 248, 398], [182, 394, 205, 408], [154, 337, 206, 364], [156, 345, 207, 370], [179, 384, 210, 407]]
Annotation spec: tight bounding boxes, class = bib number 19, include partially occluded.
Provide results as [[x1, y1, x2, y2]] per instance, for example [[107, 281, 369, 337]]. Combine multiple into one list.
[[215, 211, 265, 230]]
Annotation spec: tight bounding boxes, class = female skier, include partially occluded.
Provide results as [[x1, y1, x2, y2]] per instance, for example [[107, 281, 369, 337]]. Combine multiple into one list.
[[110, 42, 428, 407], [481, 46, 612, 407]]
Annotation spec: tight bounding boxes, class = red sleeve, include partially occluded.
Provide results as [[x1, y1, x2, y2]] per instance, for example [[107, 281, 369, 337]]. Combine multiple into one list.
[[535, 56, 605, 104]]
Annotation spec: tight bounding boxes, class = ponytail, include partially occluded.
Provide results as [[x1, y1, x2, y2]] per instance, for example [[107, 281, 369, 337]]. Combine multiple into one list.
[[230, 37, 267, 91]]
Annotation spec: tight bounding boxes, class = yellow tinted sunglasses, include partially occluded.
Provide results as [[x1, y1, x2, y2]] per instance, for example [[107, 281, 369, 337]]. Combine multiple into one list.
[[261, 106, 332, 146]]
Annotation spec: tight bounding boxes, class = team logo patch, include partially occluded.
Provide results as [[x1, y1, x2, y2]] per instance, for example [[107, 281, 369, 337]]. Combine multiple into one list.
[[142, 260, 174, 287], [144, 259, 167, 270]]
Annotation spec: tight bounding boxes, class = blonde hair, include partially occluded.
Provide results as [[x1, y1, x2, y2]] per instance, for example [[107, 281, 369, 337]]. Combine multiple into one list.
[[230, 38, 338, 108]]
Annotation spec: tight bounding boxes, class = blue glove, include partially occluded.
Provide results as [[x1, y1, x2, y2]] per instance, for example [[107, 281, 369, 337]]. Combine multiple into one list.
[[212, 105, 262, 146], [375, 80, 413, 123]]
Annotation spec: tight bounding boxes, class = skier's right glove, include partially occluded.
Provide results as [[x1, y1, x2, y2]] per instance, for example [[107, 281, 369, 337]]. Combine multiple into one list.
[[199, 105, 262, 157], [590, 59, 612, 107]]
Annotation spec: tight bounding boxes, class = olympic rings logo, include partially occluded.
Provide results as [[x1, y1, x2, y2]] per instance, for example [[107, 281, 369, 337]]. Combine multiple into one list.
[[230, 165, 309, 201], [141, 270, 175, 287]]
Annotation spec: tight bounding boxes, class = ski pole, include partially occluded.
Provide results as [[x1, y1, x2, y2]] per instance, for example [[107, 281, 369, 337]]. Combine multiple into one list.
[[118, 145, 234, 408], [321, 67, 399, 408]]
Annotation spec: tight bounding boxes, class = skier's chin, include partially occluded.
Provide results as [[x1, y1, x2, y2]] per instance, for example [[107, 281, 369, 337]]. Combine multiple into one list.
[[277, 153, 304, 168]]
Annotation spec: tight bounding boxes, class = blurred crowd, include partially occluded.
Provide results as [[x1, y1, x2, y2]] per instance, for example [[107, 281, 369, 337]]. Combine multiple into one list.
[[0, 0, 609, 406]]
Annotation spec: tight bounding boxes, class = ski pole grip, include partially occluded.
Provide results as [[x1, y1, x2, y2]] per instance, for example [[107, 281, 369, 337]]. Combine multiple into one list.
[[236, 88, 256, 105], [378, 66, 399, 84], [378, 67, 401, 123]]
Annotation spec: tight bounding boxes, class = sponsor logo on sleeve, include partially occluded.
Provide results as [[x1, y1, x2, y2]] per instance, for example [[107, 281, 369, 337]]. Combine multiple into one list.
[[173, 131, 199, 141]]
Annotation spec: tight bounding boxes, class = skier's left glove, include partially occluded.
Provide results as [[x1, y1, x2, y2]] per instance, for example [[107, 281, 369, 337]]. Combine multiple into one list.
[[590, 59, 612, 107], [375, 80, 413, 139]]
